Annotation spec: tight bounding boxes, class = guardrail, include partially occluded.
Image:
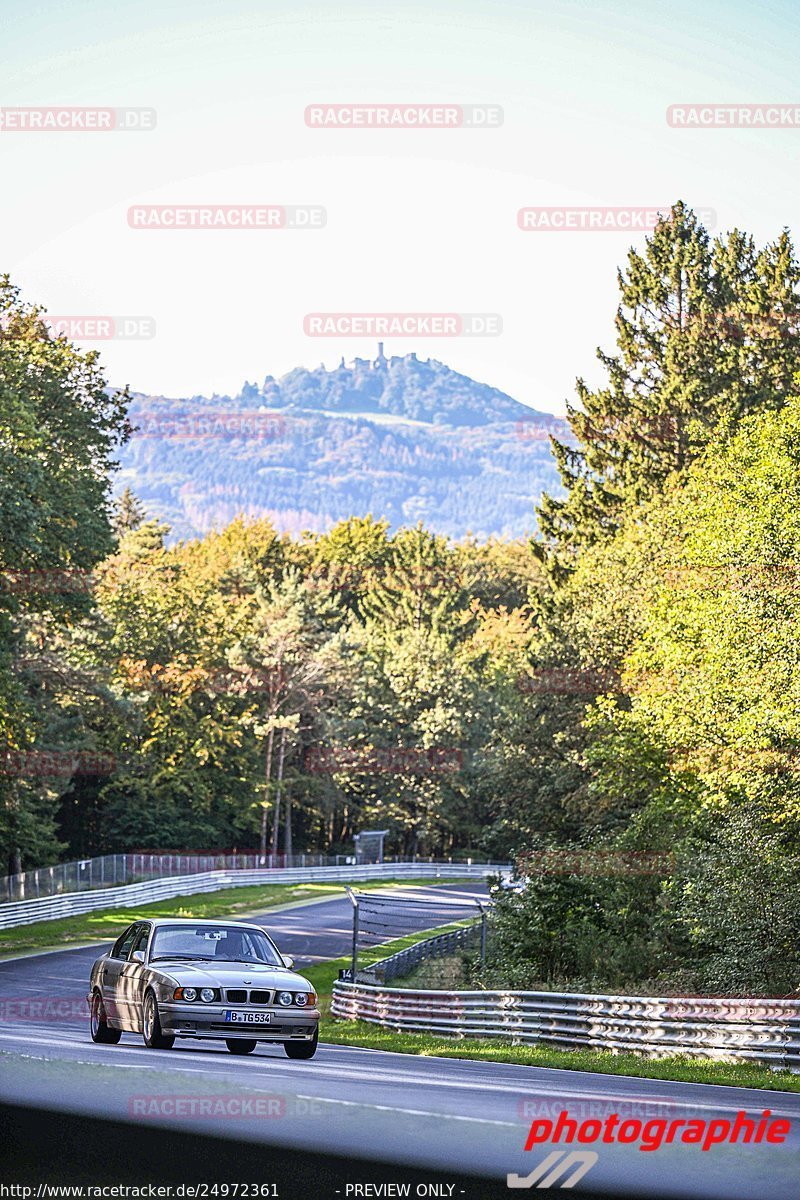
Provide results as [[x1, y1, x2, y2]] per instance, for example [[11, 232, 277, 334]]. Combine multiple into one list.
[[362, 923, 482, 983], [331, 982, 800, 1068], [1, 851, 495, 901], [0, 863, 509, 929]]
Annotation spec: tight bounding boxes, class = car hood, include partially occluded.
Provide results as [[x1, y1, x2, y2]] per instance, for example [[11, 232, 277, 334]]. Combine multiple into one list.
[[150, 960, 314, 991]]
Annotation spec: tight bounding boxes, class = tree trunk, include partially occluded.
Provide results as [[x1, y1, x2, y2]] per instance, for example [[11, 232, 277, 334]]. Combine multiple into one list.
[[283, 724, 292, 859], [284, 788, 293, 859], [259, 724, 275, 861], [271, 727, 287, 859]]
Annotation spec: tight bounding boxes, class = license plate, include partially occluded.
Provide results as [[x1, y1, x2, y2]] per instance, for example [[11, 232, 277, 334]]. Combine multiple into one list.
[[224, 1010, 271, 1024]]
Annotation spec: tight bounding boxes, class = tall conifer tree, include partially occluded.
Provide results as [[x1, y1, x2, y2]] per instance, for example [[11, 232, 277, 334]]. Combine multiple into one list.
[[536, 202, 800, 577]]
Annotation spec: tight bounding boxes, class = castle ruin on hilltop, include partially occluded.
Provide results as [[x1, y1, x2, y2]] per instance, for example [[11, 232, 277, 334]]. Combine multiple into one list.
[[336, 343, 425, 372]]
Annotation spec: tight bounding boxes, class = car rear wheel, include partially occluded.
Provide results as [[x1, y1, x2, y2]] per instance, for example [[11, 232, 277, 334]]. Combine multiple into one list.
[[90, 991, 121, 1044], [225, 1039, 257, 1055], [142, 991, 175, 1050], [284, 1028, 318, 1059]]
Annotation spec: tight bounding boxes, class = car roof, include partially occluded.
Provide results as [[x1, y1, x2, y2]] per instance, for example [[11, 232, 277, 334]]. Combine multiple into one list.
[[142, 918, 266, 931]]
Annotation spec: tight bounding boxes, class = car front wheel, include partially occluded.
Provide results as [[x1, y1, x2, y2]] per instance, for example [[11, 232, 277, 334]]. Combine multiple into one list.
[[225, 1039, 257, 1054], [90, 991, 121, 1044], [284, 1028, 318, 1059], [142, 991, 175, 1050]]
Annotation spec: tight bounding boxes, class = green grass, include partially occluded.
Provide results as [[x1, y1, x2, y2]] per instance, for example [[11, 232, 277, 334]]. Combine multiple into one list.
[[0, 877, 475, 959], [302, 919, 477, 1000], [319, 1019, 800, 1092]]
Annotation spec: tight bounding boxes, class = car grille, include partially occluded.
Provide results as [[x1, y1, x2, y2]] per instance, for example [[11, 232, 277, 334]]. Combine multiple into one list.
[[224, 988, 274, 1004]]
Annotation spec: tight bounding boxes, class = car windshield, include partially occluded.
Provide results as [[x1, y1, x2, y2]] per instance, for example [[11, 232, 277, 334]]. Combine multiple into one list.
[[150, 924, 283, 965]]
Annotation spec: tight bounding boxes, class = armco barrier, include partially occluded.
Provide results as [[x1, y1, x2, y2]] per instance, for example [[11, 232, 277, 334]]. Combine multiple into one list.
[[331, 980, 800, 1068], [362, 922, 482, 983], [1, 852, 361, 901], [0, 862, 509, 929], [4, 851, 483, 901]]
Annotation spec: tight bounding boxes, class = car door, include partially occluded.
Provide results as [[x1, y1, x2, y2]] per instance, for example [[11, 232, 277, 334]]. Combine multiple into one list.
[[117, 923, 152, 1032], [102, 924, 138, 1026]]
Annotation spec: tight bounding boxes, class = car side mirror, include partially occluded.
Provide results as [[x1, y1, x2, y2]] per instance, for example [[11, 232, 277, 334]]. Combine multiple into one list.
[[131, 950, 145, 964], [282, 955, 294, 969]]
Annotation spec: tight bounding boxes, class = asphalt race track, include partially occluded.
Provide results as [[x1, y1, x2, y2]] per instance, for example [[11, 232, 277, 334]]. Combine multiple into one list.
[[1, 883, 798, 1199], [253, 880, 489, 964]]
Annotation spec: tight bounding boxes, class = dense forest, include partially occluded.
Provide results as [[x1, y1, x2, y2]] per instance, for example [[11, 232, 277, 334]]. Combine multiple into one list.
[[119, 355, 567, 542], [3, 201, 800, 994]]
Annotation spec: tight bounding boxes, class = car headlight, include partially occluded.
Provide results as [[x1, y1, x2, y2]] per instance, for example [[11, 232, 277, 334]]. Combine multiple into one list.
[[294, 992, 308, 1006], [277, 991, 294, 1006], [181, 987, 197, 1002], [200, 988, 216, 1003]]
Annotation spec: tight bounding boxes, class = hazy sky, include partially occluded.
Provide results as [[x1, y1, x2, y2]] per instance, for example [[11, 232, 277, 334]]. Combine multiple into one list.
[[2, 0, 799, 414]]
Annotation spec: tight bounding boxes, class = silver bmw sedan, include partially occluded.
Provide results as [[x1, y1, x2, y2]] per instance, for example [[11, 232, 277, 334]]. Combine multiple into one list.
[[87, 917, 320, 1057]]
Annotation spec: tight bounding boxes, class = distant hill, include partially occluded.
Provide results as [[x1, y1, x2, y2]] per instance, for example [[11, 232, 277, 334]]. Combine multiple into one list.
[[115, 350, 568, 541]]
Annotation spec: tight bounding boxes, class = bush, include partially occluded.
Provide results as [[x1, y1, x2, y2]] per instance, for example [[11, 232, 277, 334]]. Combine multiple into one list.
[[476, 869, 673, 992], [671, 807, 800, 996]]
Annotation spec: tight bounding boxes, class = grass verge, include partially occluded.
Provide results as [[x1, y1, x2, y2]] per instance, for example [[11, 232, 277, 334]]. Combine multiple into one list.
[[302, 919, 476, 1000], [319, 1019, 800, 1092], [0, 877, 475, 959]]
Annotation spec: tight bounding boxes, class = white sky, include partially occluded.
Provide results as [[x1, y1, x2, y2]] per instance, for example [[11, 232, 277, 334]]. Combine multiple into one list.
[[2, 0, 799, 415]]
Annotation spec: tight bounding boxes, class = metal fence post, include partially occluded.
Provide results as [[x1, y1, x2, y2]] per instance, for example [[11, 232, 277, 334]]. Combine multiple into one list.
[[346, 887, 359, 982]]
